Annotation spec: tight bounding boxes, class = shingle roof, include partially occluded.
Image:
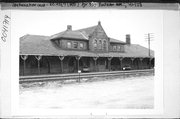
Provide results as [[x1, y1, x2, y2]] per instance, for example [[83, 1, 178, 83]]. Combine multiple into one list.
[[50, 30, 88, 40], [20, 34, 95, 57], [109, 37, 126, 44], [20, 34, 154, 58], [50, 25, 126, 45], [77, 25, 98, 36], [50, 25, 98, 40], [124, 44, 154, 57]]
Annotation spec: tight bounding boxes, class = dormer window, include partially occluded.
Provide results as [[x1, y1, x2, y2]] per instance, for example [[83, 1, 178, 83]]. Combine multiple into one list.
[[80, 42, 84, 49], [67, 42, 72, 48], [103, 40, 106, 50], [73, 42, 78, 48], [117, 45, 121, 51], [113, 45, 117, 51]]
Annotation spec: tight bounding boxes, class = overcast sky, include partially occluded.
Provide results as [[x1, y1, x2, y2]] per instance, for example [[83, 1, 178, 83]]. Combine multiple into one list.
[[11, 9, 163, 50]]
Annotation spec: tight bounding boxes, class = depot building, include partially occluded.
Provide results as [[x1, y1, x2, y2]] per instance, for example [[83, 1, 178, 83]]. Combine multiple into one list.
[[19, 21, 154, 76]]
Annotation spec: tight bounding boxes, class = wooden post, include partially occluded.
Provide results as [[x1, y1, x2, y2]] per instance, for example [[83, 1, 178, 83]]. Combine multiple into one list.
[[108, 57, 112, 71], [140, 58, 143, 69], [75, 56, 81, 72], [61, 60, 63, 73], [20, 55, 28, 76], [58, 56, 64, 73], [46, 58, 50, 73], [131, 58, 135, 70], [152, 58, 154, 68], [149, 57, 152, 69], [119, 57, 123, 70], [94, 59, 97, 71], [93, 57, 98, 72], [35, 55, 42, 75]]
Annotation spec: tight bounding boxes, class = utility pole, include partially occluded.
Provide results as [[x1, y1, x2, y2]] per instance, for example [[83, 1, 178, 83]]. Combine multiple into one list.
[[148, 33, 151, 57], [144, 33, 154, 57]]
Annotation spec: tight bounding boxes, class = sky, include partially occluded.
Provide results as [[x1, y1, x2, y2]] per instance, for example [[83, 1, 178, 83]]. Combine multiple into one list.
[[11, 9, 163, 50]]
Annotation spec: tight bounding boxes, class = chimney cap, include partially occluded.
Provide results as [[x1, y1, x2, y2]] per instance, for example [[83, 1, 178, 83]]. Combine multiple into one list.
[[126, 34, 130, 37], [67, 25, 72, 31]]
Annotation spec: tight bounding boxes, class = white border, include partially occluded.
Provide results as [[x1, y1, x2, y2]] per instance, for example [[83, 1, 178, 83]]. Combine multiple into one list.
[[7, 7, 180, 117], [0, 10, 11, 118]]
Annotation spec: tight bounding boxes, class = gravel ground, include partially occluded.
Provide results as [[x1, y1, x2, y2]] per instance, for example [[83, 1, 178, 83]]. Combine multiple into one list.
[[19, 75, 154, 109]]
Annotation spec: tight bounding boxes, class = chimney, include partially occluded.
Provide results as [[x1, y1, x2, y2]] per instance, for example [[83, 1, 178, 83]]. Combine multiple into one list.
[[98, 21, 101, 25], [67, 25, 72, 31], [126, 34, 131, 45]]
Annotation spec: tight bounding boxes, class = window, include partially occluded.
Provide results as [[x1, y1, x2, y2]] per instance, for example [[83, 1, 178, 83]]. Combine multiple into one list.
[[73, 42, 78, 48], [94, 39, 97, 49], [113, 45, 117, 51], [117, 45, 121, 51], [103, 40, 106, 50], [67, 42, 72, 48], [79, 42, 84, 49], [99, 40, 102, 50]]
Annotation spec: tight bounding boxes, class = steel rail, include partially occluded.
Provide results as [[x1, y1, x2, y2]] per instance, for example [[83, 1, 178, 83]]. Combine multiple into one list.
[[19, 69, 154, 83]]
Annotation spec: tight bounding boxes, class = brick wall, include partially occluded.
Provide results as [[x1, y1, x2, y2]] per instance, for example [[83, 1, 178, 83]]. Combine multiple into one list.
[[89, 25, 109, 52]]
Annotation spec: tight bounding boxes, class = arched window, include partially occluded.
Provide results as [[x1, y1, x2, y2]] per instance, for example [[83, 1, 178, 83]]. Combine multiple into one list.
[[99, 40, 102, 50], [103, 40, 106, 50], [94, 39, 97, 49]]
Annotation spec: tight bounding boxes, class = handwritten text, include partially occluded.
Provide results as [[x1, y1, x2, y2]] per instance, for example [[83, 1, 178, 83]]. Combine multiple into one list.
[[1, 15, 11, 42]]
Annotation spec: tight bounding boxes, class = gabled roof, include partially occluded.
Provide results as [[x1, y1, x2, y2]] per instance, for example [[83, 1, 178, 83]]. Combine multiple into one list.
[[50, 25, 98, 41], [50, 24, 126, 45], [20, 22, 154, 58], [20, 34, 154, 58], [50, 23, 110, 41]]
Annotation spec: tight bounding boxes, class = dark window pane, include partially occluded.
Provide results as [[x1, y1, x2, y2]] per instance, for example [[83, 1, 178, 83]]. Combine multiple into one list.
[[73, 42, 78, 48]]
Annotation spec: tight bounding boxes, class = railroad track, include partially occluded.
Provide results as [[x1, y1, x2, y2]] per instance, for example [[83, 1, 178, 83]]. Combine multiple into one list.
[[19, 69, 154, 83]]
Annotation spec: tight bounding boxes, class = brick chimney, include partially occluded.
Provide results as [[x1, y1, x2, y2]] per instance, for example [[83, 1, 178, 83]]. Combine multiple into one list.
[[98, 21, 101, 25], [67, 25, 72, 31], [126, 34, 131, 45]]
